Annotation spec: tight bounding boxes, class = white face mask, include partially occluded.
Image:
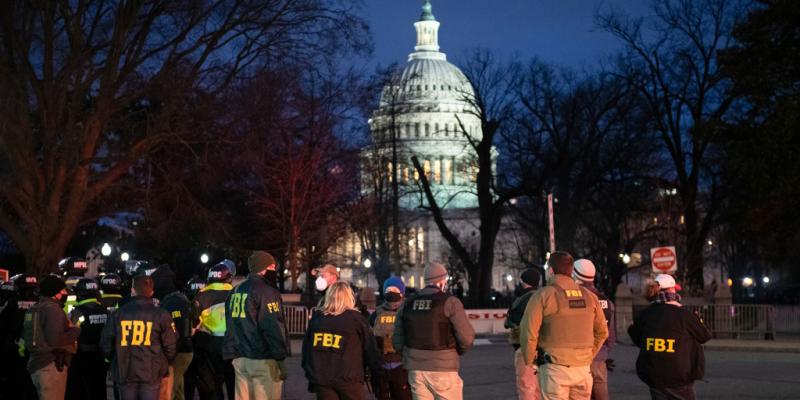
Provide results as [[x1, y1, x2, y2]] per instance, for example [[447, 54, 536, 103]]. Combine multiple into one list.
[[315, 276, 328, 292]]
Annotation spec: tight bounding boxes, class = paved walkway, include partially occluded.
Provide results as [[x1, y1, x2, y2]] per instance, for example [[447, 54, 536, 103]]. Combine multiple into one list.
[[283, 337, 800, 399]]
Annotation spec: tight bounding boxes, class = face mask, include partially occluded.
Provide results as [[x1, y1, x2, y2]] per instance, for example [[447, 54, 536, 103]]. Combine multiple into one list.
[[264, 270, 278, 286], [385, 292, 402, 303], [315, 276, 328, 292]]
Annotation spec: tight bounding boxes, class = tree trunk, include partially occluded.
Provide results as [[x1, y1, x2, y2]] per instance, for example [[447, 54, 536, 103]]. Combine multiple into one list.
[[683, 205, 705, 292], [288, 225, 301, 291]]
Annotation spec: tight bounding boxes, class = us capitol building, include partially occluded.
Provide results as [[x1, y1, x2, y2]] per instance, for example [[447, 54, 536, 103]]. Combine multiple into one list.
[[331, 1, 530, 293]]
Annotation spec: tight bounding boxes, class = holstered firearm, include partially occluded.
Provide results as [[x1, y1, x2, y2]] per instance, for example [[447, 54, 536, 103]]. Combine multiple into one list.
[[535, 348, 551, 366]]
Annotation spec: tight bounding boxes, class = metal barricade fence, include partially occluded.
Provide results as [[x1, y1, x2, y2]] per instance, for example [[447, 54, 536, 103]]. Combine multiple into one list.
[[284, 304, 309, 335], [681, 304, 775, 339], [772, 305, 800, 334], [286, 303, 800, 338]]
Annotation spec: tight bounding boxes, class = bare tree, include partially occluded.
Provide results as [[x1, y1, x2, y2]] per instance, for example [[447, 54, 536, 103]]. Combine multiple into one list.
[[0, 0, 369, 276], [508, 61, 664, 294], [412, 49, 522, 305], [238, 68, 360, 291], [597, 0, 747, 290]]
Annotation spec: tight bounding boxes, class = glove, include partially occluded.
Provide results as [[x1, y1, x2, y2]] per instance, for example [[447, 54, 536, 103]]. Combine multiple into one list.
[[605, 358, 615, 372], [16, 339, 26, 357], [277, 359, 288, 381]]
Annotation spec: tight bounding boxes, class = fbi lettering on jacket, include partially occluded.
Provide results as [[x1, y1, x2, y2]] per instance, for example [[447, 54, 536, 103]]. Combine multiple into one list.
[[313, 332, 343, 349], [645, 337, 676, 353], [119, 320, 153, 346], [412, 300, 432, 310]]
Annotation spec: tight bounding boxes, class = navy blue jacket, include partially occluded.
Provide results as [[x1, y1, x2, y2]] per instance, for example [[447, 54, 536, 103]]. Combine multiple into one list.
[[222, 274, 288, 360]]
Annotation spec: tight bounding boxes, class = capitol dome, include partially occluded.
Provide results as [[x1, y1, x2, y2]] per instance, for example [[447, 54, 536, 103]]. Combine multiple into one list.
[[379, 57, 475, 108], [366, 0, 483, 210]]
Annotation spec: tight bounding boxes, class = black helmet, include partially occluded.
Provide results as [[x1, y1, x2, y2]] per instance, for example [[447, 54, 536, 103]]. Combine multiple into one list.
[[11, 273, 38, 291], [100, 273, 123, 293], [58, 257, 88, 278], [0, 279, 16, 302], [207, 263, 232, 284], [220, 259, 237, 277], [133, 260, 157, 277], [185, 276, 206, 300], [74, 278, 100, 296], [0, 279, 15, 293]]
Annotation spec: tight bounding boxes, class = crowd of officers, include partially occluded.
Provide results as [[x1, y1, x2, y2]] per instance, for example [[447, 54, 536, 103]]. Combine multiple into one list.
[[0, 249, 710, 400]]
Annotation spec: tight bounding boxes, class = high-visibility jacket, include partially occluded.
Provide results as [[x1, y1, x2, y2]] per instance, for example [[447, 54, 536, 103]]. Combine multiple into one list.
[[193, 282, 232, 353]]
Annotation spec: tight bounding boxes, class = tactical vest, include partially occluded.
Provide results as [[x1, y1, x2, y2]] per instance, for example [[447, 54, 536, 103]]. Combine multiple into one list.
[[69, 299, 108, 352], [402, 291, 456, 351], [538, 282, 595, 350], [17, 300, 36, 310], [372, 305, 402, 362]]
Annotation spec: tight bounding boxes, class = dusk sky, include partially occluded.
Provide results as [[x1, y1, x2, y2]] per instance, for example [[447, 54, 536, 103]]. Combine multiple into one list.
[[363, 0, 649, 69]]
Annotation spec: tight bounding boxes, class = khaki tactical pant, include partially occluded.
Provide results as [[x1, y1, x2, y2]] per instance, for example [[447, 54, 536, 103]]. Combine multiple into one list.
[[170, 352, 194, 400], [515, 348, 541, 400], [31, 362, 68, 400], [538, 363, 592, 400], [159, 365, 173, 400], [232, 357, 283, 400], [408, 370, 463, 400]]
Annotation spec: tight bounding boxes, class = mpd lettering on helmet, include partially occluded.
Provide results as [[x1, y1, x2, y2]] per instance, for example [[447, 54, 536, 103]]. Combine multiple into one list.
[[645, 337, 676, 353], [120, 320, 153, 346], [209, 270, 224, 279], [412, 300, 432, 310], [313, 332, 343, 349]]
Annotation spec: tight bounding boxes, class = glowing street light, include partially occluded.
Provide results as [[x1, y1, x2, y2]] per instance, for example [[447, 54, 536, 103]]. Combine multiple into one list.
[[762, 276, 770, 284], [505, 274, 513, 282], [363, 259, 372, 269], [200, 254, 210, 264], [742, 277, 754, 288], [101, 243, 112, 257], [120, 252, 130, 262], [622, 254, 631, 265]]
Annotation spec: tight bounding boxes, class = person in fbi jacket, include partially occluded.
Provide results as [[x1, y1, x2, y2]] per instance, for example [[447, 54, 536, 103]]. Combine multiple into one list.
[[303, 281, 381, 400], [222, 251, 290, 400], [628, 274, 711, 400], [101, 275, 177, 400]]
